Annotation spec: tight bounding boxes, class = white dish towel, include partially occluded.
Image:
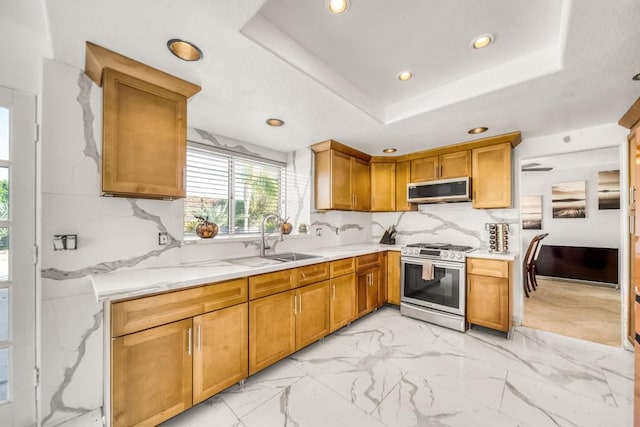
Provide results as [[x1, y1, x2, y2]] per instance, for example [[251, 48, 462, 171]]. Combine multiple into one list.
[[421, 260, 434, 281]]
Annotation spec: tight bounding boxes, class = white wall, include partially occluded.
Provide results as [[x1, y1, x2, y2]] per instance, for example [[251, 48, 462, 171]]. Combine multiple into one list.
[[0, 0, 52, 95], [520, 148, 620, 250]]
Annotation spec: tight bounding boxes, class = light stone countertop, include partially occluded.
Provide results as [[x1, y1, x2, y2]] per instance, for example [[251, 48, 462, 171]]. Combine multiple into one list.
[[90, 243, 403, 302], [467, 249, 517, 261]]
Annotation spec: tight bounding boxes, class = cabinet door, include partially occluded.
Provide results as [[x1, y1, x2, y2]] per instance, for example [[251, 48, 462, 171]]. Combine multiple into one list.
[[249, 291, 295, 375], [352, 157, 371, 211], [112, 319, 192, 427], [386, 251, 401, 305], [395, 161, 417, 212], [367, 268, 380, 310], [193, 304, 248, 405], [467, 274, 510, 331], [330, 273, 356, 332], [439, 151, 470, 179], [371, 163, 395, 212], [472, 143, 512, 208], [295, 281, 330, 350], [378, 253, 387, 307], [331, 150, 353, 210], [410, 156, 438, 182], [103, 68, 186, 199], [356, 271, 369, 317]]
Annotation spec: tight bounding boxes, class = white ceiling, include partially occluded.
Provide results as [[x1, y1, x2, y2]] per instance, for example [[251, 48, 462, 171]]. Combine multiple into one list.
[[522, 146, 620, 172], [43, 0, 640, 156]]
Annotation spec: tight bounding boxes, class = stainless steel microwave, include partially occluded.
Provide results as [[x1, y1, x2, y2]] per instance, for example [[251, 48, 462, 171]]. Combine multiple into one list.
[[407, 177, 471, 203]]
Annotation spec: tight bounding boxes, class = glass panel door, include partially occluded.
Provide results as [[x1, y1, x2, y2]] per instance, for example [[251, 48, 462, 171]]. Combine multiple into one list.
[[0, 88, 36, 426]]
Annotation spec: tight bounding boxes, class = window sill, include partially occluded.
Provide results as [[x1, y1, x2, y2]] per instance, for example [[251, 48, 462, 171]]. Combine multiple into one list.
[[182, 233, 312, 245]]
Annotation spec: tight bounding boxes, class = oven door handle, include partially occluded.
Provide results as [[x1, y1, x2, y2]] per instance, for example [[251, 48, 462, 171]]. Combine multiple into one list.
[[401, 257, 465, 270]]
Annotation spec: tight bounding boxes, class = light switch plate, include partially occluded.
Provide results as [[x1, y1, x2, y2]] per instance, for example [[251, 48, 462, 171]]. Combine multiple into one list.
[[158, 232, 169, 245]]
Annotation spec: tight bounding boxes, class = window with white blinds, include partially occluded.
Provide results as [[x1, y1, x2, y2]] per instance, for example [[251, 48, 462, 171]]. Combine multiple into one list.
[[184, 143, 285, 235]]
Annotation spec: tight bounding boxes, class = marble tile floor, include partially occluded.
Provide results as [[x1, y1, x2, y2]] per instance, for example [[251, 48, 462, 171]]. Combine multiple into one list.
[[161, 306, 633, 427]]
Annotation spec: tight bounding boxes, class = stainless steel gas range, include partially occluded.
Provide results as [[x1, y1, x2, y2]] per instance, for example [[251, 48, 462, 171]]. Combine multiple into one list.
[[400, 243, 474, 332]]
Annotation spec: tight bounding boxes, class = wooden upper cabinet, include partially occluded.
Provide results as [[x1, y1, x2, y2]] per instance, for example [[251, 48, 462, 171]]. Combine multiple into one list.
[[352, 157, 371, 211], [410, 156, 438, 182], [410, 151, 470, 183], [472, 143, 512, 208], [103, 68, 187, 198], [313, 142, 372, 211], [439, 151, 470, 179], [395, 161, 417, 212], [330, 150, 354, 210], [371, 162, 396, 212], [86, 43, 200, 199]]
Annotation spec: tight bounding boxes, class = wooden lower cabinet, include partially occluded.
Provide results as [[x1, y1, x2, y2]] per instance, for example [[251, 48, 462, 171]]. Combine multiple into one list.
[[249, 291, 296, 375], [466, 258, 512, 332], [295, 281, 330, 349], [386, 251, 401, 305], [112, 319, 193, 427], [193, 303, 248, 404], [357, 267, 382, 317], [330, 273, 356, 332]]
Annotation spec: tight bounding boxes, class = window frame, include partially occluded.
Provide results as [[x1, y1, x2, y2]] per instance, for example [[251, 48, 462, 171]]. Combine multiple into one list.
[[185, 141, 287, 236]]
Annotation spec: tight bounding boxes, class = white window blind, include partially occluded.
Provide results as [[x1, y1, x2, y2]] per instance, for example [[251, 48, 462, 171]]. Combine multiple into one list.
[[184, 143, 285, 235]]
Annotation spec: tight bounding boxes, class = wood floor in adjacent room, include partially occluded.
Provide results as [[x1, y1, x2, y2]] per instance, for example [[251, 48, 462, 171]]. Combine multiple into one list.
[[523, 277, 621, 347]]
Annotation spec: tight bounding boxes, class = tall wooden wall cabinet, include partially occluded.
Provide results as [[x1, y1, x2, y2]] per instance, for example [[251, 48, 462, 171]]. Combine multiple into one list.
[[85, 42, 201, 199]]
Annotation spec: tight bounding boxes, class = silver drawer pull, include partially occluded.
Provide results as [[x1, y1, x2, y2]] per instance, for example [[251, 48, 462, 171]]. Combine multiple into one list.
[[187, 327, 192, 355]]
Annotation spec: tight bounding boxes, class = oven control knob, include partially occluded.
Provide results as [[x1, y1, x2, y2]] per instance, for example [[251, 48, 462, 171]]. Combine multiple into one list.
[[455, 252, 463, 260], [442, 251, 449, 259]]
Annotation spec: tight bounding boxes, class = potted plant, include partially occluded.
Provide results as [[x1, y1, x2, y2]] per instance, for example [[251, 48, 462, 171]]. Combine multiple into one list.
[[193, 200, 219, 238]]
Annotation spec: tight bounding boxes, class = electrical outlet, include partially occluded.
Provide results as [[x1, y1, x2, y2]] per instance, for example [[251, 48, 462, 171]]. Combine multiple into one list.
[[158, 232, 169, 245], [315, 228, 322, 237]]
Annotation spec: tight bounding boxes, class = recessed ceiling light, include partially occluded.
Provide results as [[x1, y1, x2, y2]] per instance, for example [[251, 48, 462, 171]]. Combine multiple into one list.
[[398, 71, 413, 81], [383, 148, 397, 153], [633, 72, 640, 81], [327, 0, 349, 15], [468, 127, 488, 134], [470, 34, 494, 50], [167, 39, 203, 61], [266, 118, 285, 127]]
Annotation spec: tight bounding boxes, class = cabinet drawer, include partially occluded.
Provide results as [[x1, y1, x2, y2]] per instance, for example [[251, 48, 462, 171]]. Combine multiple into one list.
[[111, 278, 248, 337], [249, 269, 296, 300], [356, 252, 382, 272], [467, 258, 509, 278], [330, 257, 355, 277], [297, 262, 330, 287]]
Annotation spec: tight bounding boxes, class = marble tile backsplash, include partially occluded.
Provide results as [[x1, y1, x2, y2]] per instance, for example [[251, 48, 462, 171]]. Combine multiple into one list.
[[40, 59, 375, 426], [372, 203, 520, 251]]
